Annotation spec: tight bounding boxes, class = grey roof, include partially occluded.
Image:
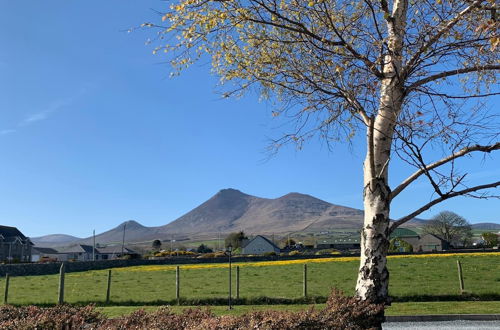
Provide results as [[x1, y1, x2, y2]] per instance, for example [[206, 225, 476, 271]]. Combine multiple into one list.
[[246, 235, 280, 249], [0, 225, 27, 240], [58, 244, 98, 254], [32, 247, 59, 254], [96, 246, 137, 254]]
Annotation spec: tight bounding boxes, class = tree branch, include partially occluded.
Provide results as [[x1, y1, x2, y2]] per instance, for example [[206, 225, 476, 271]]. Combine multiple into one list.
[[407, 65, 500, 91], [391, 142, 500, 200], [390, 180, 500, 232], [403, 0, 484, 78]]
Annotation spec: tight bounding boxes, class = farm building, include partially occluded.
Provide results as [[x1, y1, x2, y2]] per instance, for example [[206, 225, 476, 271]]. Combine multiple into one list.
[[416, 234, 450, 252], [315, 234, 360, 250], [241, 235, 280, 255], [0, 225, 33, 262], [390, 228, 450, 252]]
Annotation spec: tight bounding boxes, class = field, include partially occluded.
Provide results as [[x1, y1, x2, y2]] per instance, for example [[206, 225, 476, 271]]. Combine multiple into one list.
[[97, 301, 500, 318], [1, 253, 499, 306]]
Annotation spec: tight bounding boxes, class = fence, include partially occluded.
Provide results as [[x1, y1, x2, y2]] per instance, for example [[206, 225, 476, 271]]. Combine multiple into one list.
[[2, 253, 499, 306]]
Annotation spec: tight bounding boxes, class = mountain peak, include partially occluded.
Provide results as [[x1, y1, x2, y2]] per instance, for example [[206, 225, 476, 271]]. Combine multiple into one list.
[[215, 188, 248, 198], [120, 220, 145, 229]]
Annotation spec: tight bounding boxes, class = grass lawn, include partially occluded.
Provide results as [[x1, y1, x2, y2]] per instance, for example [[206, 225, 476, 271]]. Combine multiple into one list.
[[97, 301, 500, 318], [2, 253, 499, 305]]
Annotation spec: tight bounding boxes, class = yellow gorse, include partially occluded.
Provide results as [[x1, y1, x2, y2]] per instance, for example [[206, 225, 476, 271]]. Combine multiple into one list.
[[111, 252, 500, 273]]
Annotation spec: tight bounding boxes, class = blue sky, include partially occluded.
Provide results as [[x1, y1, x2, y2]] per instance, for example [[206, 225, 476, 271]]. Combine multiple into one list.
[[1, 1, 498, 238]]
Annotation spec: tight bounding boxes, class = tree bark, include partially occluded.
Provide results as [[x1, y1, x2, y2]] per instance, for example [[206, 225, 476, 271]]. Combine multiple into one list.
[[355, 0, 408, 307]]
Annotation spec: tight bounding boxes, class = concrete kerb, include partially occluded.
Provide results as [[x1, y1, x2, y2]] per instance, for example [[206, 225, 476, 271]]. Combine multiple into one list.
[[385, 314, 500, 322]]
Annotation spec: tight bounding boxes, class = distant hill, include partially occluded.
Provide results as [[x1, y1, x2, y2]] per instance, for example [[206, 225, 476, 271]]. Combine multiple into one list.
[[76, 220, 161, 246], [471, 223, 500, 230], [31, 234, 81, 247]]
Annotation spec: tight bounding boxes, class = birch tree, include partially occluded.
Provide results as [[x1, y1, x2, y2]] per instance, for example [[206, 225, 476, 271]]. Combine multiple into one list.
[[145, 0, 500, 305]]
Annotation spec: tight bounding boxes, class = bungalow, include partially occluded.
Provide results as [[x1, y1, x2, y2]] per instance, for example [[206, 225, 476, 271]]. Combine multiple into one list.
[[56, 244, 98, 261], [241, 235, 280, 255], [96, 246, 139, 260], [31, 247, 59, 262], [0, 225, 33, 262]]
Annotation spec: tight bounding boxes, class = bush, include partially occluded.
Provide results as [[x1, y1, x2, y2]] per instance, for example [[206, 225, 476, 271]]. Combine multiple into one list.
[[0, 304, 103, 329], [263, 251, 277, 256], [289, 250, 301, 256], [0, 290, 384, 329], [315, 249, 340, 255]]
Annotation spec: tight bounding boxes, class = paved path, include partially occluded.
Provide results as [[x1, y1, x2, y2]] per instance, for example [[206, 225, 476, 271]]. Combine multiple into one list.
[[383, 320, 500, 329]]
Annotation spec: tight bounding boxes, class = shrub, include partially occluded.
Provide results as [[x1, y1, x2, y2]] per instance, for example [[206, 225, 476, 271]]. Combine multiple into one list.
[[263, 251, 277, 256], [315, 249, 337, 255], [214, 251, 226, 258], [0, 290, 385, 329], [289, 250, 301, 256], [0, 304, 103, 329], [197, 253, 215, 258]]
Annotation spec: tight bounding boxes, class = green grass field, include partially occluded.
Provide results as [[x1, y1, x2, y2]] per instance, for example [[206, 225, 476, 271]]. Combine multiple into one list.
[[97, 301, 500, 318], [2, 253, 499, 306]]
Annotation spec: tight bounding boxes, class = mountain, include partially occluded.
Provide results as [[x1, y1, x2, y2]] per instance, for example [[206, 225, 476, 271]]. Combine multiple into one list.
[[30, 234, 81, 247], [471, 223, 500, 230], [76, 220, 159, 246], [36, 188, 493, 247]]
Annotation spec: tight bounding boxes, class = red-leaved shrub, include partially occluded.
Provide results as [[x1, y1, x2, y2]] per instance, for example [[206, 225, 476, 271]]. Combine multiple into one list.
[[0, 290, 384, 329]]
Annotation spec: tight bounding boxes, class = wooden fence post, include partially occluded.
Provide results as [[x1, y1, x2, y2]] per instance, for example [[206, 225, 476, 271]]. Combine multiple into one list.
[[176, 266, 180, 305], [106, 270, 112, 303], [3, 274, 9, 305], [236, 266, 240, 300], [457, 260, 465, 294], [58, 263, 65, 304], [303, 264, 307, 298]]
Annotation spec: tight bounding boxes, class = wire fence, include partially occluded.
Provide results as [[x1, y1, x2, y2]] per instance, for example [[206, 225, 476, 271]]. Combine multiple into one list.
[[2, 254, 500, 306]]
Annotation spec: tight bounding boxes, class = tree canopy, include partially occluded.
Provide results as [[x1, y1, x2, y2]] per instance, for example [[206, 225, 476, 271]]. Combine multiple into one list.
[[423, 211, 472, 246]]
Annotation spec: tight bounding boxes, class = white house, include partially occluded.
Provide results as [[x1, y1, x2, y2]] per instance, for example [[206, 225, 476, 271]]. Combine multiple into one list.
[[241, 235, 280, 255]]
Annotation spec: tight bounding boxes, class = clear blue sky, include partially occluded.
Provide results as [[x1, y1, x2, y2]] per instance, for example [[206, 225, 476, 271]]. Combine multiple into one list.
[[1, 1, 498, 238]]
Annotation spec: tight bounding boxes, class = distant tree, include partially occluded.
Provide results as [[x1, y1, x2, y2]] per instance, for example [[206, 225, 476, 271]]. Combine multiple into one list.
[[482, 232, 499, 247], [225, 231, 248, 249], [279, 237, 296, 249], [197, 244, 213, 253], [152, 239, 162, 251], [423, 211, 472, 247]]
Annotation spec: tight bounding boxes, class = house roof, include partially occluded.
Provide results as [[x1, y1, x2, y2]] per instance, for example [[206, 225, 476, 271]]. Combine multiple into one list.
[[58, 244, 98, 254], [0, 225, 27, 240], [32, 247, 59, 254], [390, 228, 419, 238], [96, 246, 137, 254], [246, 235, 280, 250], [419, 233, 447, 242]]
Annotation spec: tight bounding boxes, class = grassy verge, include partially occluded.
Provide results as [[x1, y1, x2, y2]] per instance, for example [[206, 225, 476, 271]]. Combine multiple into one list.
[[97, 301, 500, 318]]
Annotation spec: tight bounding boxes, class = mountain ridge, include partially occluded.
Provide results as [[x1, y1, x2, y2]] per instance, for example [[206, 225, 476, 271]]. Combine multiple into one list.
[[30, 188, 499, 247]]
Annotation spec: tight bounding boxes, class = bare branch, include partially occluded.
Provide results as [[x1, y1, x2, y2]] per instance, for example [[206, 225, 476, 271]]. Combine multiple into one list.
[[403, 0, 484, 78], [407, 65, 500, 91], [391, 142, 500, 200], [390, 180, 500, 232]]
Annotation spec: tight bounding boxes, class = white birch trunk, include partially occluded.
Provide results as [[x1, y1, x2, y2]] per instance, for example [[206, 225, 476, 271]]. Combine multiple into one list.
[[355, 0, 408, 304]]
